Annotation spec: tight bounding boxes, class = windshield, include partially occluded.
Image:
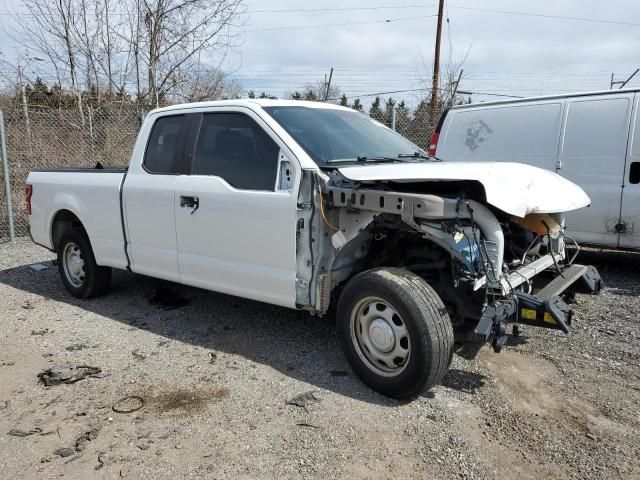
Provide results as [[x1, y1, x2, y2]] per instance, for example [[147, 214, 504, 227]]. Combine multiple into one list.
[[263, 106, 425, 167]]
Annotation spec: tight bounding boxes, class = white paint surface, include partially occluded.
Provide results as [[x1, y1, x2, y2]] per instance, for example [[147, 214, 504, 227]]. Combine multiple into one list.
[[338, 161, 591, 218]]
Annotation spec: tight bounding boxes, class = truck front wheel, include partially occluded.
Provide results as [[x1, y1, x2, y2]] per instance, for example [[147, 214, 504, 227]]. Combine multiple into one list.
[[337, 268, 454, 399], [57, 229, 111, 299]]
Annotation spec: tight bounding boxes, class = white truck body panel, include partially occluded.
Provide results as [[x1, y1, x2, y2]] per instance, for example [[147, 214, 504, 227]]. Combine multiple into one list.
[[174, 175, 297, 307], [435, 89, 640, 249], [28, 170, 128, 269], [338, 161, 590, 218]]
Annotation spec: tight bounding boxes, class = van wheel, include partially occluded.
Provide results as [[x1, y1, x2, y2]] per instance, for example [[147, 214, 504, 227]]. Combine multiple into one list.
[[337, 268, 454, 399], [57, 229, 111, 299]]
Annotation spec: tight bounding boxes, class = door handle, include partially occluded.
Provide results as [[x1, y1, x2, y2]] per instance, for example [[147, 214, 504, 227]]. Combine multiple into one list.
[[180, 196, 199, 214]]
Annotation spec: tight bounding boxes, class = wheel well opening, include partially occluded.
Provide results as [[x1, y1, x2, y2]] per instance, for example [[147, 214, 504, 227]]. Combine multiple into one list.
[[51, 210, 84, 251], [329, 226, 453, 299]]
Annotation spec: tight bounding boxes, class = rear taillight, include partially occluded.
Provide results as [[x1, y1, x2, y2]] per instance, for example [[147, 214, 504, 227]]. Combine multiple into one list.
[[428, 131, 439, 157], [25, 184, 33, 215]]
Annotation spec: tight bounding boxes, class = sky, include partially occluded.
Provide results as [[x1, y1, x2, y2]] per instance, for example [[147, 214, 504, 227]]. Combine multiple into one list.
[[1, 0, 640, 106]]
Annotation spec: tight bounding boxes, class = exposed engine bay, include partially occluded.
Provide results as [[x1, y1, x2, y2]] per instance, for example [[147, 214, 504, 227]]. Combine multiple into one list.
[[295, 168, 602, 354]]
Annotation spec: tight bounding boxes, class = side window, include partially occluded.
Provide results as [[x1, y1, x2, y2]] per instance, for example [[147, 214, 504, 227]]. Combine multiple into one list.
[[563, 98, 629, 157], [193, 113, 279, 190], [144, 115, 185, 174]]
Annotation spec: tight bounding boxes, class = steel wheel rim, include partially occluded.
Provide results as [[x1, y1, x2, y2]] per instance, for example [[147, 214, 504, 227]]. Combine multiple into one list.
[[62, 242, 86, 288], [350, 296, 411, 377]]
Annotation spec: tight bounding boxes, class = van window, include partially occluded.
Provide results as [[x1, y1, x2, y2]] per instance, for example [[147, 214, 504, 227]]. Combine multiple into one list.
[[563, 98, 629, 157], [193, 113, 279, 191], [144, 115, 185, 174], [439, 103, 562, 161]]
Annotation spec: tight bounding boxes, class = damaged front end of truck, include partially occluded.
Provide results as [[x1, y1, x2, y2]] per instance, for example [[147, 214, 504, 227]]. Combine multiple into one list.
[[296, 161, 602, 355]]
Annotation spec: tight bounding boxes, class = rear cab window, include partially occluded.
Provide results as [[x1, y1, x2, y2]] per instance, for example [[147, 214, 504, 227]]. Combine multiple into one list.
[[144, 115, 186, 174]]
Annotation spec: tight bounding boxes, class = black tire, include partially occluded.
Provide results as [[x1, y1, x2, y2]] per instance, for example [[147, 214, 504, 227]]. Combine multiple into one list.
[[337, 268, 454, 399], [57, 228, 111, 299]]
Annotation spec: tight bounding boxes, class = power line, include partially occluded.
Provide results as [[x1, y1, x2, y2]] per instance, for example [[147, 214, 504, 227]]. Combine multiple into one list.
[[326, 87, 523, 101], [445, 4, 640, 27], [246, 15, 438, 32], [1, 3, 639, 28], [249, 4, 436, 14], [248, 3, 640, 28]]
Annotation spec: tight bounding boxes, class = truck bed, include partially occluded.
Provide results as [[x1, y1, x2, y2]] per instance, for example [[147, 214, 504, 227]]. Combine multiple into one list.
[[27, 168, 129, 270]]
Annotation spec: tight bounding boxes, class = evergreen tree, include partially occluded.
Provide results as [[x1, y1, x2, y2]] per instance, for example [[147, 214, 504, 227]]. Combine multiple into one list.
[[384, 97, 396, 127], [409, 99, 432, 150], [369, 96, 384, 122], [303, 89, 318, 101], [339, 94, 348, 106], [247, 90, 256, 98], [394, 100, 412, 137], [351, 98, 363, 112], [289, 91, 302, 100]]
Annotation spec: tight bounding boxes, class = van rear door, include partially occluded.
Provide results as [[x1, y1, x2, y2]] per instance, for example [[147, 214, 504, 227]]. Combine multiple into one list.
[[619, 93, 640, 248], [557, 93, 633, 247]]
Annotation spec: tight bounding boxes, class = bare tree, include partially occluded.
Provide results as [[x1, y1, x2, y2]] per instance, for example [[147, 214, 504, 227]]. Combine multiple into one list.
[[171, 69, 241, 102], [21, 0, 85, 122], [286, 80, 341, 103], [417, 43, 471, 110], [17, 0, 246, 109], [134, 0, 245, 106]]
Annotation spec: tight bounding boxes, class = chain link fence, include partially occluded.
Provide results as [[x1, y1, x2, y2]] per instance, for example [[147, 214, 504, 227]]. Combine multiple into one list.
[[0, 106, 141, 239], [0, 101, 439, 240]]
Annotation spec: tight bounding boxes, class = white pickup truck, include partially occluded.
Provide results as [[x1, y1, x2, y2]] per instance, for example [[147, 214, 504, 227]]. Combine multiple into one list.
[[27, 99, 602, 398]]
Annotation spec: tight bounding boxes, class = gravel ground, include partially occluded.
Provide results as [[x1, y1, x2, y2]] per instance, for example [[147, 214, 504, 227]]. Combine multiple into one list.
[[0, 238, 639, 479]]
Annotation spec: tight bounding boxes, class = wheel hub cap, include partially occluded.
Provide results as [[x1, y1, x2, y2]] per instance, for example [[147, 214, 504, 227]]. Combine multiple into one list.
[[350, 297, 411, 377], [63, 242, 85, 287], [369, 319, 395, 352]]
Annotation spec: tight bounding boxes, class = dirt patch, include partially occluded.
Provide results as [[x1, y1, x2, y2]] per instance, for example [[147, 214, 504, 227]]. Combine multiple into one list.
[[479, 348, 562, 417], [142, 386, 229, 415], [479, 349, 626, 440]]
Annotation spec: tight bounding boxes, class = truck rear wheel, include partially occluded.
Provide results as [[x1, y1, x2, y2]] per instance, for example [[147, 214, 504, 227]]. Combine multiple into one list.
[[57, 229, 111, 299], [337, 268, 454, 399]]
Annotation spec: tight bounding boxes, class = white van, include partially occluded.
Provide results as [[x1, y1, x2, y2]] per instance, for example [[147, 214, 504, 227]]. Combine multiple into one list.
[[430, 89, 640, 249]]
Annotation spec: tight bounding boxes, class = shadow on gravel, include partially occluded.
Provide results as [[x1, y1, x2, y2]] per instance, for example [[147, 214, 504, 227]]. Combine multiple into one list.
[[441, 369, 487, 394], [570, 247, 640, 296], [571, 247, 640, 274], [0, 262, 407, 406]]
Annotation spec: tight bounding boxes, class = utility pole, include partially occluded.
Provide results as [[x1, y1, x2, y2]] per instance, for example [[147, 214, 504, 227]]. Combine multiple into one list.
[[430, 0, 445, 126], [18, 64, 32, 153], [324, 67, 334, 101], [619, 68, 639, 89], [611, 68, 639, 89]]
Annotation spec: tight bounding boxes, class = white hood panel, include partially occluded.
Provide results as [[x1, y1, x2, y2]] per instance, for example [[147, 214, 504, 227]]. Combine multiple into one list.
[[337, 161, 591, 218]]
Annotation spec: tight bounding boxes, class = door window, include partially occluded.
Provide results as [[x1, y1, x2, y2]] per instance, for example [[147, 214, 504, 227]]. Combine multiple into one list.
[[144, 115, 185, 174], [193, 113, 279, 190], [563, 98, 629, 157]]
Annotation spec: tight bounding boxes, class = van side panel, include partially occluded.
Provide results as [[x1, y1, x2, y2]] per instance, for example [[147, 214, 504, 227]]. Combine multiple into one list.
[[620, 93, 640, 248], [437, 101, 562, 171], [557, 93, 633, 247]]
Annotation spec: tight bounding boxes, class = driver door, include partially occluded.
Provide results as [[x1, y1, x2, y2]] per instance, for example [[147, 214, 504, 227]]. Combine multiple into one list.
[[174, 110, 299, 307]]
